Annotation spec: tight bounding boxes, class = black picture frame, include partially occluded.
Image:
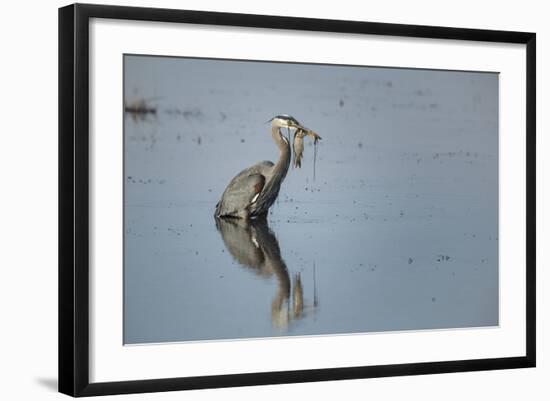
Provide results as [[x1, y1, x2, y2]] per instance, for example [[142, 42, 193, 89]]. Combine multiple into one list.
[[59, 3, 536, 397]]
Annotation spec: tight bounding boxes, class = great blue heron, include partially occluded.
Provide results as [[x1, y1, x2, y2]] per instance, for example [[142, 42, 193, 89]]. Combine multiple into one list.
[[214, 115, 316, 219]]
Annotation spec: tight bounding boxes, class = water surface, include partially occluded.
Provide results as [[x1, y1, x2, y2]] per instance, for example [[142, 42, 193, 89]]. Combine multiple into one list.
[[123, 55, 498, 344]]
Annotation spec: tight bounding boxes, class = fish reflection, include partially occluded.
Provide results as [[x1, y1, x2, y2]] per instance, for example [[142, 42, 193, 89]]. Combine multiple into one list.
[[215, 218, 316, 330]]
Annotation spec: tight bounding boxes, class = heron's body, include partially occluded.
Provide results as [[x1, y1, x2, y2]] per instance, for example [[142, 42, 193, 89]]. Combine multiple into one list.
[[215, 115, 317, 220], [215, 123, 291, 219]]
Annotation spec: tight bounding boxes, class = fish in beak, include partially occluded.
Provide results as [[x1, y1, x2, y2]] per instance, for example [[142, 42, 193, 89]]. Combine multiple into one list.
[[292, 125, 321, 168]]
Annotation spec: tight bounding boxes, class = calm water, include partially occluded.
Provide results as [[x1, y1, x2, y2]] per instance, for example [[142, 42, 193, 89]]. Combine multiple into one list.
[[123, 56, 499, 344]]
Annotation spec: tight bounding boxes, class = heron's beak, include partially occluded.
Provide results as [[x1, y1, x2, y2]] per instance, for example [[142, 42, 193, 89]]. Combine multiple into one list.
[[291, 122, 308, 131]]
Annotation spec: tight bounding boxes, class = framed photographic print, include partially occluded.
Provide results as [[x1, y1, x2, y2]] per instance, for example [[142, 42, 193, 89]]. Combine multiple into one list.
[[58, 3, 536, 397]]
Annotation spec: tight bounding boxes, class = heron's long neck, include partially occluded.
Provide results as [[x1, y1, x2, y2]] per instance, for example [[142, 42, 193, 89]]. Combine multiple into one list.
[[271, 126, 291, 181]]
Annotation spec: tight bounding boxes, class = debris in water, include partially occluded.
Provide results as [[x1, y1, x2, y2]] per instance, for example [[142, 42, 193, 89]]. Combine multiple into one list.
[[165, 107, 203, 120], [124, 98, 157, 121]]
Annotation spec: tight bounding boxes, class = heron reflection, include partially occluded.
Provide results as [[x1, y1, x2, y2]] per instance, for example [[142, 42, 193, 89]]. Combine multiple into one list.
[[215, 217, 317, 330]]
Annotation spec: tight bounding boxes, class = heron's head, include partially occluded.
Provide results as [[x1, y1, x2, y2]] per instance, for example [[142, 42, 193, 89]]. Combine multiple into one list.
[[268, 115, 305, 130]]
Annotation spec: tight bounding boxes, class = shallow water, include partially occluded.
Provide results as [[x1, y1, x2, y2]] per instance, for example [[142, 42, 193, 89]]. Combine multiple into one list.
[[123, 56, 498, 344]]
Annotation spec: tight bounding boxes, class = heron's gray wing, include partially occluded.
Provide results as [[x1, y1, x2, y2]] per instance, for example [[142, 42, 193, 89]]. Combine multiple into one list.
[[216, 172, 266, 217]]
